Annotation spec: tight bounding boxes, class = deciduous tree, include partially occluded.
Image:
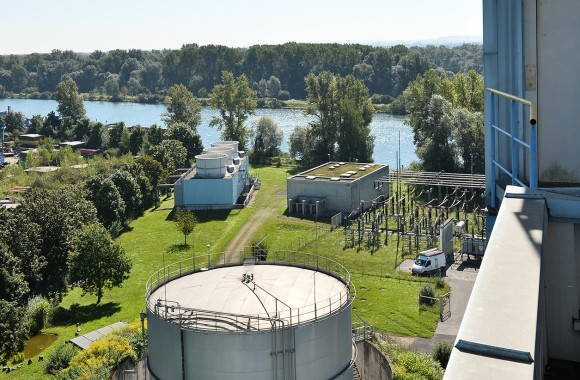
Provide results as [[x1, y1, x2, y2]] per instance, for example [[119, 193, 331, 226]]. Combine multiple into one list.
[[0, 187, 98, 297], [252, 116, 283, 160], [163, 84, 202, 129], [209, 71, 257, 150], [174, 210, 198, 246], [69, 223, 132, 304], [304, 71, 374, 164], [150, 139, 187, 174], [164, 122, 204, 162], [84, 176, 126, 229], [56, 79, 86, 121]]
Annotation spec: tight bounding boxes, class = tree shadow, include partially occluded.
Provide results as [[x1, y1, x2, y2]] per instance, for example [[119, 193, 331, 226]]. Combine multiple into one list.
[[51, 302, 121, 326], [166, 243, 191, 255], [165, 208, 232, 222]]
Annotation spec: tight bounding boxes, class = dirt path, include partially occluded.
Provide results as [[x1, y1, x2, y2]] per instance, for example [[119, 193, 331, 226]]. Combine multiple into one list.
[[221, 206, 277, 263]]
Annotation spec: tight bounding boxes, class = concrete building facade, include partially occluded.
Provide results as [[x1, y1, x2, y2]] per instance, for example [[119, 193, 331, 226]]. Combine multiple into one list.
[[287, 162, 389, 217], [446, 1, 580, 378]]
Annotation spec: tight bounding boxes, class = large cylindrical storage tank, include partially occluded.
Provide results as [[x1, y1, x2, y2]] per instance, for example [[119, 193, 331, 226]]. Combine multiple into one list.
[[211, 141, 239, 158], [146, 257, 354, 380], [195, 153, 228, 178]]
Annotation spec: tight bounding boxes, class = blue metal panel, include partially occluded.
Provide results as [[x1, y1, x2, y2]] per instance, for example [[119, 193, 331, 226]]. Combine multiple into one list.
[[484, 0, 526, 213]]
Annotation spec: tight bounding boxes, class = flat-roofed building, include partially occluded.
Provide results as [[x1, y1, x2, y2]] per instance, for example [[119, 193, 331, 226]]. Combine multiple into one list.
[[286, 162, 389, 217]]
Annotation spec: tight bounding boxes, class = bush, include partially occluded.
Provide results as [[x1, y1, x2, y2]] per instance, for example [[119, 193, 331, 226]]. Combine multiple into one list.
[[419, 285, 436, 306], [59, 334, 137, 379], [433, 341, 452, 369], [278, 90, 290, 100], [270, 98, 282, 109], [392, 350, 443, 380], [388, 96, 406, 115], [435, 278, 446, 289], [11, 352, 24, 364], [44, 343, 79, 374], [110, 321, 148, 359], [26, 295, 52, 335], [371, 93, 394, 104]]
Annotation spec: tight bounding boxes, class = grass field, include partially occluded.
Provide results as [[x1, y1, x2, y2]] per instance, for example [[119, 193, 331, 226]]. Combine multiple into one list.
[[1, 164, 444, 379]]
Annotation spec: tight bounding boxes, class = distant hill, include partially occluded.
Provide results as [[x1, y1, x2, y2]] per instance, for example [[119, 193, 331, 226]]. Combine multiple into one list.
[[367, 35, 483, 48]]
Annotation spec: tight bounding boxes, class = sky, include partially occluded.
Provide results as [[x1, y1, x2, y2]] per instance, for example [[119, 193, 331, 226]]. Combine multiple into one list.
[[2, 0, 482, 54]]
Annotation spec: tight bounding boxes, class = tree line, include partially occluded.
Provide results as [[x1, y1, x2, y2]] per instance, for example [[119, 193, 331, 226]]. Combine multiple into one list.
[[0, 43, 481, 103]]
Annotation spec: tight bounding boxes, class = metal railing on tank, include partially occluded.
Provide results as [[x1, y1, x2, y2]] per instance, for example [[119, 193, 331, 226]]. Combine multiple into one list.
[[487, 88, 538, 208], [145, 251, 355, 333]]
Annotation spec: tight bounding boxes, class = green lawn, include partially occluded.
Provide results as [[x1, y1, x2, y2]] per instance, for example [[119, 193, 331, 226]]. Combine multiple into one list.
[[1, 164, 443, 379]]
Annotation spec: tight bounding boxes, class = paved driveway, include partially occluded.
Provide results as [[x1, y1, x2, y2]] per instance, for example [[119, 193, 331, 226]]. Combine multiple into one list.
[[395, 257, 480, 353]]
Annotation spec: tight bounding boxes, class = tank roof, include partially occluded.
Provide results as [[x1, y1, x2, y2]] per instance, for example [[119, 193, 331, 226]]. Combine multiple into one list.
[[148, 264, 350, 330]]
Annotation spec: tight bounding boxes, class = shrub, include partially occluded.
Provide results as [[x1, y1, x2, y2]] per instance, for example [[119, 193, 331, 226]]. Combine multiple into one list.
[[433, 341, 452, 369], [371, 93, 394, 104], [391, 350, 443, 380], [26, 295, 52, 335], [110, 321, 148, 359], [419, 285, 436, 306], [44, 343, 79, 374], [435, 278, 446, 289], [270, 98, 282, 109], [59, 334, 137, 379], [11, 352, 24, 364], [278, 90, 290, 100]]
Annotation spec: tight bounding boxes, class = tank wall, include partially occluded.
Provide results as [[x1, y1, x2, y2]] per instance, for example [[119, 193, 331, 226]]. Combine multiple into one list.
[[148, 298, 352, 380], [294, 304, 353, 380], [203, 147, 234, 161], [183, 331, 274, 380], [147, 311, 183, 380], [195, 154, 228, 178]]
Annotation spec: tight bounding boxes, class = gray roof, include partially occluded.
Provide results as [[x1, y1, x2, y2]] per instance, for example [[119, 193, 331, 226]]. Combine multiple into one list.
[[69, 321, 128, 349]]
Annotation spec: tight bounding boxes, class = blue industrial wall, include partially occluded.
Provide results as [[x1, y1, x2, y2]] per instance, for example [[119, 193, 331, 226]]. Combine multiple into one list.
[[175, 158, 248, 209]]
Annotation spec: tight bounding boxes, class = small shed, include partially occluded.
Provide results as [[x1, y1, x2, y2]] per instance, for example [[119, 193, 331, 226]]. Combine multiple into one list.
[[69, 321, 128, 350]]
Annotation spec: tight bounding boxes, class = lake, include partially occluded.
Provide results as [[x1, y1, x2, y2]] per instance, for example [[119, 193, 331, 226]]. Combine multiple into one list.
[[0, 98, 417, 167]]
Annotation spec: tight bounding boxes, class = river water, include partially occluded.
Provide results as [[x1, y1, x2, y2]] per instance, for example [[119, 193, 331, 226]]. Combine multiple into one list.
[[0, 98, 417, 167]]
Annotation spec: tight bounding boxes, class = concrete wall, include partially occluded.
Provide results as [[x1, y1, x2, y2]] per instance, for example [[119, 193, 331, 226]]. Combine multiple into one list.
[[355, 341, 392, 380], [535, 0, 580, 184], [287, 165, 388, 214], [543, 222, 580, 362]]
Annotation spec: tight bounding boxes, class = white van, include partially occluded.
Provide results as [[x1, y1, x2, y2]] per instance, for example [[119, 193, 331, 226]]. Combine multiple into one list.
[[411, 248, 446, 275]]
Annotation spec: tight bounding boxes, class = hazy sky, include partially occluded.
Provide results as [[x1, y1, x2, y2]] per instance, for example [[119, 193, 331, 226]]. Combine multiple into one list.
[[3, 0, 482, 54]]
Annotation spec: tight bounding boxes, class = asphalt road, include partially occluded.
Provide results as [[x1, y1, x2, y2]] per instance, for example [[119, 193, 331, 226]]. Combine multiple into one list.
[[395, 257, 480, 354]]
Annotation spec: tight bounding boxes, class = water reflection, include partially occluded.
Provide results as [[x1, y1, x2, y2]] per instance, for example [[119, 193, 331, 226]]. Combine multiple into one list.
[[0, 99, 417, 166]]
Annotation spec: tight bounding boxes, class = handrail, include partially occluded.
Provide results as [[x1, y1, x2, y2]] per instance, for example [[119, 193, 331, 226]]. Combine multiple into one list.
[[487, 88, 538, 208], [487, 88, 537, 125], [145, 251, 354, 333]]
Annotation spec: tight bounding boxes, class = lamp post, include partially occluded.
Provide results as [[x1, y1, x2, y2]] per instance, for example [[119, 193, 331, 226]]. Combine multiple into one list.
[[0, 123, 5, 166], [207, 244, 211, 267]]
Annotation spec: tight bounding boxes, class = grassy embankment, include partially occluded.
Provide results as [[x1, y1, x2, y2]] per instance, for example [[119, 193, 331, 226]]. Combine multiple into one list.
[[1, 164, 443, 379]]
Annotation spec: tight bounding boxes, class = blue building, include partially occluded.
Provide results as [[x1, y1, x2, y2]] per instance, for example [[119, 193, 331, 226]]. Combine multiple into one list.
[[173, 141, 250, 210], [446, 1, 580, 378]]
